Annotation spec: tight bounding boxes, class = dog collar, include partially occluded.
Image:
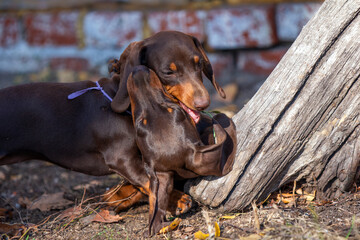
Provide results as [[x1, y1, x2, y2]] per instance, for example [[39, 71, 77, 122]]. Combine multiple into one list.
[[201, 111, 217, 144], [68, 81, 132, 115], [68, 81, 113, 102]]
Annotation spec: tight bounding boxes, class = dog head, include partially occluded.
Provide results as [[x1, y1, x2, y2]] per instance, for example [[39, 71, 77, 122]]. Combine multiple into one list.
[[110, 31, 226, 124]]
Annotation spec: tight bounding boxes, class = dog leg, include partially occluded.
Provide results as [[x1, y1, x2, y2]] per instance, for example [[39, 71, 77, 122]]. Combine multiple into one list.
[[102, 183, 147, 212], [149, 172, 174, 236]]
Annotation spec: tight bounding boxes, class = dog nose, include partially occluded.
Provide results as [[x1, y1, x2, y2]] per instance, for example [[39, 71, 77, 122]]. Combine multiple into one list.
[[194, 97, 210, 110]]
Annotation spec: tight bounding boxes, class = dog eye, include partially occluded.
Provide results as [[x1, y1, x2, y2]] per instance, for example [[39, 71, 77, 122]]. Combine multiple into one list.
[[164, 71, 175, 76]]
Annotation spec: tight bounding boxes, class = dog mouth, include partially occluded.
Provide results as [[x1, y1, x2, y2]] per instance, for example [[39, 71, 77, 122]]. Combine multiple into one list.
[[179, 101, 200, 124]]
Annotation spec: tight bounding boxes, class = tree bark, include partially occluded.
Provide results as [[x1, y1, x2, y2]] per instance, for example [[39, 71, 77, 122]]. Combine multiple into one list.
[[186, 0, 360, 212]]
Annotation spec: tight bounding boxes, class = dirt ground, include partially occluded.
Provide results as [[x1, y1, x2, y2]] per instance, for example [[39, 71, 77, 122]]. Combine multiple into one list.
[[0, 160, 359, 240]]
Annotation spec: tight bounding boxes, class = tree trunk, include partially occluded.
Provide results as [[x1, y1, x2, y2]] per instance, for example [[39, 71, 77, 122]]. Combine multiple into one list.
[[186, 0, 360, 212]]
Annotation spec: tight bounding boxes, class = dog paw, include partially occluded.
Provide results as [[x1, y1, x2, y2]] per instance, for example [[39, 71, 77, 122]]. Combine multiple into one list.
[[176, 194, 192, 215]]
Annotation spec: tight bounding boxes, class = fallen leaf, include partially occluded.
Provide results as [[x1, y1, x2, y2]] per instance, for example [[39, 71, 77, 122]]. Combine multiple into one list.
[[219, 213, 241, 220], [57, 205, 84, 220], [80, 209, 126, 225], [0, 223, 26, 236], [280, 193, 293, 198], [296, 188, 303, 195], [305, 190, 316, 202], [92, 209, 124, 223], [159, 218, 181, 234], [281, 198, 293, 204], [194, 230, 209, 239], [214, 222, 220, 237], [29, 192, 73, 212], [194, 221, 221, 239]]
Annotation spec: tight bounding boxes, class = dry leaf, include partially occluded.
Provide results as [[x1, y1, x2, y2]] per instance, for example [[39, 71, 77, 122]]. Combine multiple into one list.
[[57, 205, 83, 220], [280, 193, 293, 198], [194, 230, 209, 239], [296, 188, 303, 195], [304, 190, 316, 202], [30, 192, 73, 212], [214, 222, 220, 237], [194, 222, 221, 239], [159, 218, 181, 234], [281, 197, 293, 204], [81, 209, 125, 225], [0, 223, 26, 236], [219, 213, 241, 220], [92, 209, 124, 223]]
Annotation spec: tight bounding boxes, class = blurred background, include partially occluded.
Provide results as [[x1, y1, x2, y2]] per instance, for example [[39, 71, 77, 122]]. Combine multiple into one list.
[[0, 0, 322, 114]]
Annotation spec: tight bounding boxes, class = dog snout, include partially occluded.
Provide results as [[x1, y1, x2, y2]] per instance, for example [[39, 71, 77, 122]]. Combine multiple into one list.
[[194, 97, 210, 110]]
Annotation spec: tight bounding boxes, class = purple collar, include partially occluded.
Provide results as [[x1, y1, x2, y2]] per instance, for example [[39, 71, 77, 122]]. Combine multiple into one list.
[[68, 81, 132, 115], [68, 81, 113, 102]]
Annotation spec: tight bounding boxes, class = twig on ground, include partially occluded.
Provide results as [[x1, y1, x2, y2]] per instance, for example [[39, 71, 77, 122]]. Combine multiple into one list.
[[251, 201, 260, 233]]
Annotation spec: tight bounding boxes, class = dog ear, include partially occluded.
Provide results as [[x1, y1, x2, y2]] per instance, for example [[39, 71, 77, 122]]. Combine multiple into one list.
[[193, 123, 228, 176], [212, 113, 237, 176], [111, 42, 147, 113], [191, 36, 226, 99], [194, 114, 236, 176], [146, 68, 178, 103]]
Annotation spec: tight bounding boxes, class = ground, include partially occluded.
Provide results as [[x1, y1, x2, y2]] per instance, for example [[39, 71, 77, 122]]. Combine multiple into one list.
[[0, 160, 359, 240]]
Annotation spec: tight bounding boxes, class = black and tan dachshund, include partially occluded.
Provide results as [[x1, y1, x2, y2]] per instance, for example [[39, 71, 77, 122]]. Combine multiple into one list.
[[0, 75, 199, 236], [106, 30, 228, 215], [125, 66, 236, 235]]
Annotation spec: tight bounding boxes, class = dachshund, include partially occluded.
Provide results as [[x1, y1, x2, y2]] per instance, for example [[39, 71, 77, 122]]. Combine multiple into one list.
[[0, 75, 195, 235], [125, 65, 236, 235], [106, 30, 228, 215]]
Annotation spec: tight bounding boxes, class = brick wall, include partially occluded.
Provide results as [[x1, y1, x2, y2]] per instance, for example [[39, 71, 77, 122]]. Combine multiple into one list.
[[0, 1, 322, 108]]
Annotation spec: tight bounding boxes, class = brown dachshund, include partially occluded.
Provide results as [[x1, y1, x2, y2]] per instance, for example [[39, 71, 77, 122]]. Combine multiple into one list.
[[106, 30, 227, 214], [0, 75, 190, 235], [125, 66, 236, 235]]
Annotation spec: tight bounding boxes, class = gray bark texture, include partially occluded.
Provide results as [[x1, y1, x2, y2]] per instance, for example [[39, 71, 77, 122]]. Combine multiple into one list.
[[186, 0, 360, 212]]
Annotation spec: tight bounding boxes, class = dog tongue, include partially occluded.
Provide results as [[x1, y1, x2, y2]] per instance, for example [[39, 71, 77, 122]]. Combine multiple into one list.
[[179, 102, 200, 124]]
